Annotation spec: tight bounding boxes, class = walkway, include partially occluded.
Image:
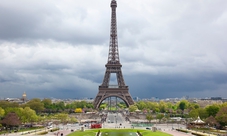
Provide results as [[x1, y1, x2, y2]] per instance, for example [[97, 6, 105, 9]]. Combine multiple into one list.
[[164, 130, 194, 136]]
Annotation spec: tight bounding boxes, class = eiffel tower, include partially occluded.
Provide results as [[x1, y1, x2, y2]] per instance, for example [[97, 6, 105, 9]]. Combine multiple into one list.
[[93, 0, 134, 109]]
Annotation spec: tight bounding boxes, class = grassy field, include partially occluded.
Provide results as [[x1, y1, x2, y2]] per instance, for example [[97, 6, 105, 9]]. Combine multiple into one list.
[[67, 129, 172, 136], [101, 132, 137, 136]]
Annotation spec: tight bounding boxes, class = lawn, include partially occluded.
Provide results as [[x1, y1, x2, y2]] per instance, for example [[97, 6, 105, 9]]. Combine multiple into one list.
[[67, 129, 172, 136], [101, 132, 137, 136]]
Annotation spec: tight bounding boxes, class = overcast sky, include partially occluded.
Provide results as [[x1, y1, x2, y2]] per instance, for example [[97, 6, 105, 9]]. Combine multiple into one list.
[[0, 0, 227, 100]]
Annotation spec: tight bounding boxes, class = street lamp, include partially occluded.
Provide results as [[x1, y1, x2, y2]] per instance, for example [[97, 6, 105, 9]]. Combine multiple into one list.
[[115, 115, 117, 128]]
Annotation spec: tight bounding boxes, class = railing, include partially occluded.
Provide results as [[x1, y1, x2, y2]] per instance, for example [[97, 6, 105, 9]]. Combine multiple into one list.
[[99, 85, 128, 89]]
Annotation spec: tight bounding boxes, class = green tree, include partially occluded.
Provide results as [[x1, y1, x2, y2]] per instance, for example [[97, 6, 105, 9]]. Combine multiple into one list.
[[0, 101, 19, 109], [42, 98, 52, 109], [55, 113, 69, 124], [99, 103, 107, 110], [146, 113, 153, 123], [189, 109, 199, 119], [193, 103, 200, 109], [205, 104, 220, 117], [55, 101, 65, 111], [159, 101, 167, 113], [69, 116, 78, 123], [198, 108, 208, 119], [166, 102, 173, 109], [136, 101, 147, 110], [189, 108, 208, 120], [21, 107, 38, 124], [156, 113, 164, 123], [129, 105, 138, 112], [221, 102, 227, 108], [72, 101, 89, 109], [24, 98, 44, 113], [177, 100, 189, 113], [117, 103, 125, 109], [0, 107, 5, 118], [188, 103, 200, 111], [215, 106, 227, 127], [84, 102, 94, 109], [4, 107, 24, 121], [146, 102, 159, 113]]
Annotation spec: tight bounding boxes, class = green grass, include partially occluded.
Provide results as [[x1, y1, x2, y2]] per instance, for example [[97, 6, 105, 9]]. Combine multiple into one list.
[[67, 129, 97, 136], [101, 131, 137, 136], [67, 129, 172, 136]]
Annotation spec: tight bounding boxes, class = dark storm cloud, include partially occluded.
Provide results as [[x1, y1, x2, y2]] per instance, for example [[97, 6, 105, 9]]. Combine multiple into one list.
[[126, 72, 227, 99], [0, 0, 109, 44], [0, 0, 227, 99], [0, 41, 103, 98]]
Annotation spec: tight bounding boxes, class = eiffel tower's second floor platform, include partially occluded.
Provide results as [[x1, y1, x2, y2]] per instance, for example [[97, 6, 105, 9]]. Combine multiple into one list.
[[99, 85, 128, 89]]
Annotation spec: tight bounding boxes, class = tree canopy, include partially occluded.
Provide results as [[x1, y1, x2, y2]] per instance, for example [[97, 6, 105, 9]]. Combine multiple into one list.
[[0, 107, 5, 118], [215, 106, 227, 127], [1, 112, 21, 128]]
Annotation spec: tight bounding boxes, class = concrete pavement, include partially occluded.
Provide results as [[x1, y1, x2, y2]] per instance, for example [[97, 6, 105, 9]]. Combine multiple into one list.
[[2, 112, 218, 136]]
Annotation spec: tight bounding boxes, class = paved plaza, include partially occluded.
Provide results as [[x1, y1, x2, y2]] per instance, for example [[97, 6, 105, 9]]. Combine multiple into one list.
[[1, 112, 217, 136]]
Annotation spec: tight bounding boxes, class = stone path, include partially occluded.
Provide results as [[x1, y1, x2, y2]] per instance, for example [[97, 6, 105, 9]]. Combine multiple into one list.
[[164, 130, 194, 136]]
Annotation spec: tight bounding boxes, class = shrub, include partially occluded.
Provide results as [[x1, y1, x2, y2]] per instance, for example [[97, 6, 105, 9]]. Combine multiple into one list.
[[176, 129, 189, 133], [37, 131, 48, 135]]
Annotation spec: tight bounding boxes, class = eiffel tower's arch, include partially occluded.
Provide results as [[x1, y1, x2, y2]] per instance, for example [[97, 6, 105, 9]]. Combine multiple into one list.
[[95, 94, 131, 110]]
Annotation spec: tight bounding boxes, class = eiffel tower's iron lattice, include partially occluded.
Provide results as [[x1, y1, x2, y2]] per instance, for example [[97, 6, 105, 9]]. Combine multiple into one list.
[[93, 0, 134, 109]]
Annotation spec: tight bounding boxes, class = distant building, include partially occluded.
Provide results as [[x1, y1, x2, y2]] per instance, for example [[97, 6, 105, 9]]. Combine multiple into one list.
[[22, 92, 27, 102], [133, 97, 139, 101], [4, 92, 28, 104], [211, 97, 222, 100]]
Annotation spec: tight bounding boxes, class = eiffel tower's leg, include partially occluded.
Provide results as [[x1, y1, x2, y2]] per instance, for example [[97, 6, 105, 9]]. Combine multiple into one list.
[[116, 71, 125, 87], [102, 70, 110, 87]]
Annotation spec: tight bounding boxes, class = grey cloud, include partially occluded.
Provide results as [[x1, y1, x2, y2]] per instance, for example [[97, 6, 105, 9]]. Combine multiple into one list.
[[0, 0, 109, 44], [126, 72, 227, 99], [0, 0, 227, 99]]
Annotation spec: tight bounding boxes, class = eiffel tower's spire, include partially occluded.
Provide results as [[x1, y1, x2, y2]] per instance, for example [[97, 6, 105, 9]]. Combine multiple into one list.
[[108, 0, 119, 64]]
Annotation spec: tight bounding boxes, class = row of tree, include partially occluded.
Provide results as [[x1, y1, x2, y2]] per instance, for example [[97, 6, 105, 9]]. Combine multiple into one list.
[[0, 98, 93, 130], [1, 98, 227, 129], [129, 100, 227, 128], [0, 107, 77, 129], [129, 100, 200, 114], [0, 98, 93, 114]]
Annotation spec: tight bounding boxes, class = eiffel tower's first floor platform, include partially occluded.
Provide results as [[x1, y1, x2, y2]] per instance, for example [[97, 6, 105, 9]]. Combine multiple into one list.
[[93, 87, 134, 109]]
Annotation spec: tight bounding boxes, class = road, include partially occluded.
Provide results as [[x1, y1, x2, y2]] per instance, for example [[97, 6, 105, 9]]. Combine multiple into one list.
[[4, 124, 79, 136], [102, 112, 131, 129]]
